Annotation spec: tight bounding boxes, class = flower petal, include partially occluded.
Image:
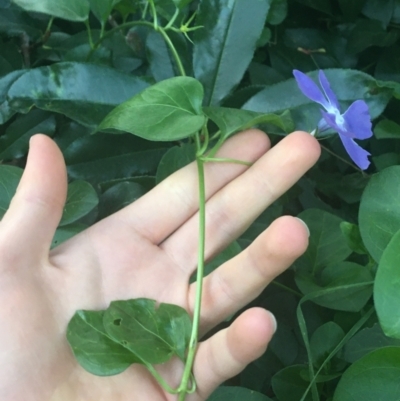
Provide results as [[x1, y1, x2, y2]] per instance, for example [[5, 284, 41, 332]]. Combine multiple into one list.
[[318, 70, 340, 111], [293, 70, 329, 109], [339, 134, 371, 170], [321, 111, 371, 169], [321, 110, 347, 136], [343, 100, 373, 140]]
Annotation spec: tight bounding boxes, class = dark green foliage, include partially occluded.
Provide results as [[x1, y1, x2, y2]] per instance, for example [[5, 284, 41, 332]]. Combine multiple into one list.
[[2, 0, 400, 399]]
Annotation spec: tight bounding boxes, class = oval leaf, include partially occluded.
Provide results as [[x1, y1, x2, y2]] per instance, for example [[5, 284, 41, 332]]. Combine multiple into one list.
[[67, 309, 140, 376], [60, 180, 99, 226], [208, 386, 273, 401], [98, 76, 206, 141], [103, 298, 192, 364], [193, 0, 272, 106], [0, 165, 22, 219], [359, 166, 400, 262], [374, 229, 400, 339], [203, 106, 294, 139], [7, 62, 150, 127], [333, 347, 400, 401], [12, 0, 90, 21]]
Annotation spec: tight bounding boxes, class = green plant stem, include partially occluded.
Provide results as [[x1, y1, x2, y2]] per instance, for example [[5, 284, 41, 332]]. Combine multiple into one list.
[[45, 16, 54, 35], [145, 363, 180, 394], [148, 0, 159, 30], [299, 305, 375, 401], [200, 157, 253, 167], [86, 19, 186, 76], [177, 155, 206, 400], [86, 21, 154, 61], [165, 7, 180, 29], [271, 280, 302, 297], [320, 144, 368, 176], [84, 20, 95, 50], [157, 28, 186, 76], [297, 282, 374, 401]]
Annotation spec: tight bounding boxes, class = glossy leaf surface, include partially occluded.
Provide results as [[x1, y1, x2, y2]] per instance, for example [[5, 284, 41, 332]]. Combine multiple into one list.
[[333, 347, 400, 401], [359, 166, 400, 262], [0, 165, 22, 219], [12, 0, 90, 21], [193, 0, 272, 105], [7, 62, 150, 127], [60, 180, 99, 226], [374, 229, 400, 339], [67, 310, 139, 376], [99, 77, 206, 141], [203, 107, 294, 139], [104, 298, 192, 363]]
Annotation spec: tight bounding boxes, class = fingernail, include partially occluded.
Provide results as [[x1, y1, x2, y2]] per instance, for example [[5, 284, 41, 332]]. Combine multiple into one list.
[[268, 311, 278, 334], [295, 217, 310, 237]]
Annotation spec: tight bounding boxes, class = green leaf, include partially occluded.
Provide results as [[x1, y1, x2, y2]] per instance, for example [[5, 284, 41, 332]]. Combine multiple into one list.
[[7, 62, 150, 127], [295, 0, 332, 14], [103, 298, 191, 363], [0, 110, 56, 160], [156, 143, 196, 184], [172, 0, 192, 8], [88, 0, 122, 24], [375, 46, 400, 82], [340, 222, 369, 255], [267, 0, 288, 25], [193, 0, 272, 106], [374, 119, 400, 139], [67, 309, 139, 376], [362, 0, 395, 27], [243, 69, 392, 133], [0, 165, 22, 219], [64, 134, 166, 185], [347, 19, 399, 54], [310, 322, 345, 367], [203, 107, 294, 139], [295, 262, 373, 312], [52, 223, 86, 249], [333, 347, 400, 401], [207, 386, 273, 401], [98, 181, 146, 219], [146, 30, 175, 82], [338, 0, 366, 18], [272, 365, 313, 401], [191, 241, 242, 284], [60, 180, 98, 226], [12, 0, 90, 21], [373, 152, 400, 171], [99, 77, 206, 141], [0, 7, 43, 37], [359, 166, 400, 262], [343, 324, 400, 363], [0, 70, 25, 124], [294, 209, 352, 275], [374, 229, 400, 339]]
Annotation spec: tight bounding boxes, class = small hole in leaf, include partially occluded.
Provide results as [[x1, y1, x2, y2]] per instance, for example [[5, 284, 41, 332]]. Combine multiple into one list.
[[114, 318, 122, 326]]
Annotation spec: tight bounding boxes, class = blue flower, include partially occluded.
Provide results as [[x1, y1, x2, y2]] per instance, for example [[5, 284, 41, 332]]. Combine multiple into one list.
[[293, 69, 373, 170]]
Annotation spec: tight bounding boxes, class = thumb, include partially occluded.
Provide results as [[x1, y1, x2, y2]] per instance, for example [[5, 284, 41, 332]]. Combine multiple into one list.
[[1, 134, 67, 261]]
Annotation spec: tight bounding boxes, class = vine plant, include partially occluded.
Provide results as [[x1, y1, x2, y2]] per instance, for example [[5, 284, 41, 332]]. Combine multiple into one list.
[[66, 1, 288, 400]]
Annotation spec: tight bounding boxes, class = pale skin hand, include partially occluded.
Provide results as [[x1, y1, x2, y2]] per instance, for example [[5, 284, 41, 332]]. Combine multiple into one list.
[[0, 130, 320, 401]]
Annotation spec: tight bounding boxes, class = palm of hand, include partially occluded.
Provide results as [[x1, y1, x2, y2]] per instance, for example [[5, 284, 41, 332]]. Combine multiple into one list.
[[0, 130, 319, 401]]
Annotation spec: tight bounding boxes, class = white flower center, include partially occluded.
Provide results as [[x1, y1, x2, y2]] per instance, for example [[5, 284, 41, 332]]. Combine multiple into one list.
[[333, 108, 345, 129]]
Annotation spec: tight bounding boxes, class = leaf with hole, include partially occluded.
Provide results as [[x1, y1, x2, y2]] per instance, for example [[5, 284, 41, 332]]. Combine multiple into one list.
[[103, 298, 192, 363]]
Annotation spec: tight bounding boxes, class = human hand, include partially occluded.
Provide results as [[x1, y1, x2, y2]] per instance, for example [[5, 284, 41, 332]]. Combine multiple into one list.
[[0, 130, 320, 401]]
